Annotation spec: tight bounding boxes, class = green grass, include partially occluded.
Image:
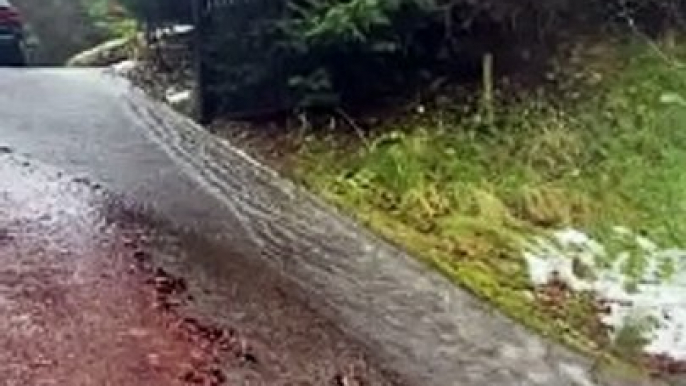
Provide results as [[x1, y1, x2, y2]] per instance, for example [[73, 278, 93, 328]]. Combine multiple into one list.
[[292, 38, 686, 368], [83, 0, 138, 40]]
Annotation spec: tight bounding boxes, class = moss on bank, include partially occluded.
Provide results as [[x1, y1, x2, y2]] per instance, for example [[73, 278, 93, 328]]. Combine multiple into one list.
[[290, 37, 686, 371]]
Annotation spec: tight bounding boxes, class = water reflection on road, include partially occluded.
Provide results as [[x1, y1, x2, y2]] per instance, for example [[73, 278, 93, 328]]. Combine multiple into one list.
[[0, 133, 397, 384]]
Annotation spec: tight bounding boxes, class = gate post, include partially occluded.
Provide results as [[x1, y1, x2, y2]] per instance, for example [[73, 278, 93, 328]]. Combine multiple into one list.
[[191, 0, 208, 124]]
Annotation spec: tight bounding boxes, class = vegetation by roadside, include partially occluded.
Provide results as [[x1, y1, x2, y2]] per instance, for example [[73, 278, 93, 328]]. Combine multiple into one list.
[[213, 37, 686, 376], [82, 0, 136, 39]]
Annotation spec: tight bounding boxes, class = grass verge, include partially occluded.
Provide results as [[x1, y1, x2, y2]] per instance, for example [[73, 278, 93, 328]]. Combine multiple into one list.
[[289, 36, 686, 371]]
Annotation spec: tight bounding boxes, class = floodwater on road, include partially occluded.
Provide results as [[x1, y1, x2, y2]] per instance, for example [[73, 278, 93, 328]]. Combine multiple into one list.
[[0, 153, 399, 385]]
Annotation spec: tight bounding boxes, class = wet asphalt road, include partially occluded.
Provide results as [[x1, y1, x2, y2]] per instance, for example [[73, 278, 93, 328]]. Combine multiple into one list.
[[0, 69, 232, 236], [0, 156, 213, 385], [0, 69, 399, 385]]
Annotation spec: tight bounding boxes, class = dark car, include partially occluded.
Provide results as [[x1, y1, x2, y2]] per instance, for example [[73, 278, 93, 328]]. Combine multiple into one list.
[[0, 0, 25, 66]]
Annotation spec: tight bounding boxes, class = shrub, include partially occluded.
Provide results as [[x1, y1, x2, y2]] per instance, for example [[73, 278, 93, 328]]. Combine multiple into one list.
[[118, 0, 193, 26], [120, 0, 686, 117]]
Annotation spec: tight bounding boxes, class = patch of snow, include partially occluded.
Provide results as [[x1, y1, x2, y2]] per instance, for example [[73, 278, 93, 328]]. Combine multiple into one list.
[[636, 235, 658, 253], [165, 88, 192, 106], [524, 227, 686, 360], [170, 25, 194, 34], [524, 250, 592, 292], [111, 60, 138, 76], [152, 24, 195, 39]]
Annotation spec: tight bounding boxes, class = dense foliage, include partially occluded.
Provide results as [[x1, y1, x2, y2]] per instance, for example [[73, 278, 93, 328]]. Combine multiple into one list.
[[117, 0, 192, 25], [81, 0, 136, 38], [121, 0, 686, 116]]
